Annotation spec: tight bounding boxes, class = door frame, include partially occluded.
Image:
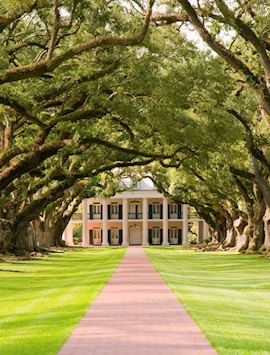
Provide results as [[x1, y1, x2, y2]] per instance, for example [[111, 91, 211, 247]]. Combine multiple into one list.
[[129, 224, 142, 245]]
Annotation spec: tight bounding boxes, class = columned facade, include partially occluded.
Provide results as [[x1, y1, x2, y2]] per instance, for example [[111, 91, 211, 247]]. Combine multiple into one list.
[[82, 199, 89, 247], [102, 199, 109, 246], [63, 179, 209, 247], [182, 204, 189, 246], [142, 198, 149, 246], [122, 198, 129, 246], [162, 198, 169, 246]]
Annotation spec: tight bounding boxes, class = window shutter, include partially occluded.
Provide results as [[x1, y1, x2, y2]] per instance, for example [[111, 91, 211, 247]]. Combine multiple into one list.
[[108, 205, 111, 220], [101, 205, 103, 219], [160, 204, 163, 219], [119, 229, 123, 245], [148, 204, 152, 219], [119, 205, 123, 219], [108, 230, 111, 245], [89, 230, 93, 245], [178, 204, 182, 219], [101, 229, 103, 244], [89, 205, 93, 219], [178, 229, 182, 245], [148, 229, 152, 245], [160, 228, 163, 245], [168, 204, 170, 219]]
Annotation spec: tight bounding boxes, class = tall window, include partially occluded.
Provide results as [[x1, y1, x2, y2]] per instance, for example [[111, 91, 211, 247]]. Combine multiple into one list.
[[93, 228, 101, 240], [129, 201, 142, 219], [169, 228, 178, 239], [93, 203, 101, 214], [169, 203, 177, 214], [111, 228, 119, 239], [152, 202, 160, 214], [111, 203, 119, 215], [152, 227, 160, 239]]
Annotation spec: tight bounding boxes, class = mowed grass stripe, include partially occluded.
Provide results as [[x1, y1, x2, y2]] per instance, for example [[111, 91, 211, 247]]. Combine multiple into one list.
[[146, 247, 270, 355], [0, 247, 126, 355]]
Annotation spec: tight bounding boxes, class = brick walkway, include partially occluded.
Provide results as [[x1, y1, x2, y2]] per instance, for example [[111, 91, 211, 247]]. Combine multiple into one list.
[[59, 247, 216, 355]]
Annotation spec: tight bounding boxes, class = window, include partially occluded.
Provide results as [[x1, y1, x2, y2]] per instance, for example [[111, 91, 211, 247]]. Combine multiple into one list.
[[93, 203, 101, 214], [152, 227, 160, 239], [129, 201, 142, 219], [111, 203, 119, 215], [110, 228, 120, 245], [93, 228, 101, 240], [169, 228, 178, 239], [169, 203, 177, 214], [111, 228, 119, 239], [152, 202, 160, 214]]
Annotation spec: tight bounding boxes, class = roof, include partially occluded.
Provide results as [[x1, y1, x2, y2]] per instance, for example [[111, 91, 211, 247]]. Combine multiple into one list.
[[121, 177, 157, 191]]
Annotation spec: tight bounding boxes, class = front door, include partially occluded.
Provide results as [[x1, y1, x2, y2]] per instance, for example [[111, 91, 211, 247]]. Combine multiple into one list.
[[111, 228, 119, 245], [129, 225, 142, 245], [152, 228, 161, 245], [93, 228, 102, 245], [169, 228, 178, 245]]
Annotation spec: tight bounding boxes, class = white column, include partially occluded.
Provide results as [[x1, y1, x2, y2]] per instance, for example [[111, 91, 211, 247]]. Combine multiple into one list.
[[182, 204, 189, 246], [82, 199, 89, 247], [142, 198, 149, 246], [65, 222, 74, 246], [162, 198, 169, 246], [102, 199, 109, 246], [203, 221, 209, 241], [62, 228, 67, 244], [122, 198, 129, 246]]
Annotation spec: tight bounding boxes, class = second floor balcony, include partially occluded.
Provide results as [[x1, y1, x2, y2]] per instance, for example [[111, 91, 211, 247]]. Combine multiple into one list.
[[87, 202, 183, 220], [128, 212, 143, 219]]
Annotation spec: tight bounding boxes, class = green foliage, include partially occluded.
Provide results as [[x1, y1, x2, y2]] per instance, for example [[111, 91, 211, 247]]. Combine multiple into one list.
[[72, 224, 82, 244]]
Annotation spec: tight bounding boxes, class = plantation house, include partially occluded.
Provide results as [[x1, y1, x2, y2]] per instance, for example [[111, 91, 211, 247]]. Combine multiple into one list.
[[63, 178, 209, 246]]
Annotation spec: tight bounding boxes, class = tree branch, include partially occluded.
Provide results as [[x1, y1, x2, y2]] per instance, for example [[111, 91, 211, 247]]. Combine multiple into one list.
[[0, 0, 155, 85]]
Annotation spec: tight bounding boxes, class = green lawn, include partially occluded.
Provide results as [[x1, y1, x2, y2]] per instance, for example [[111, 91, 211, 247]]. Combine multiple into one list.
[[0, 247, 125, 355], [146, 247, 270, 355]]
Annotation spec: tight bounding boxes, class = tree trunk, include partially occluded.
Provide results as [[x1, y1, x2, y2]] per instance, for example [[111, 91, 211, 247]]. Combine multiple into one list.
[[33, 212, 69, 248], [13, 223, 36, 254], [251, 158, 270, 250], [223, 226, 236, 248], [209, 221, 226, 245], [0, 219, 13, 252], [222, 209, 238, 248], [248, 183, 266, 251], [234, 217, 252, 252], [263, 207, 270, 251]]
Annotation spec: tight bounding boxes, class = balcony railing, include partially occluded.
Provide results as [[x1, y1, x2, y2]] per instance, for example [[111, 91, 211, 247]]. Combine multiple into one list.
[[150, 213, 162, 219], [109, 213, 121, 220], [89, 213, 102, 220], [128, 213, 143, 219], [169, 212, 183, 219]]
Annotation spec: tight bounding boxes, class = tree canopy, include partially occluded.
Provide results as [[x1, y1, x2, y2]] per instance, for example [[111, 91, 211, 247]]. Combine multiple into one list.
[[1, 0, 270, 254]]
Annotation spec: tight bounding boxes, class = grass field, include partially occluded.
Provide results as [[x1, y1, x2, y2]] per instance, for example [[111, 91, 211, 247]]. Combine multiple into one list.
[[146, 247, 270, 355], [0, 247, 125, 355]]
